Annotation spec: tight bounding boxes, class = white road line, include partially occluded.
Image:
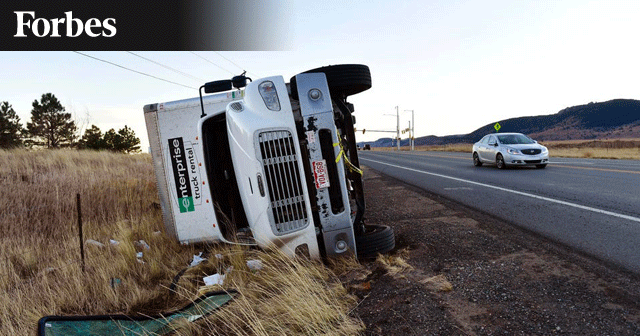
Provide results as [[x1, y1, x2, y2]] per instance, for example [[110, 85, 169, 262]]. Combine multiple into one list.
[[361, 158, 640, 223], [548, 161, 595, 164]]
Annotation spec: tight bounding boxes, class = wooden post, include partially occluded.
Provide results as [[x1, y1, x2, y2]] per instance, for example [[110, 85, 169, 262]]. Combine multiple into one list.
[[77, 193, 85, 273]]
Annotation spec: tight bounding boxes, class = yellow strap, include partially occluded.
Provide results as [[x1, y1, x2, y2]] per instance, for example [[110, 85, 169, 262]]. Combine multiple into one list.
[[333, 131, 363, 175]]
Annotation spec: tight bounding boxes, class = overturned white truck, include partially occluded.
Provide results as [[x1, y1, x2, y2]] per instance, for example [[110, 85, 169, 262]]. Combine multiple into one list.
[[143, 64, 394, 259]]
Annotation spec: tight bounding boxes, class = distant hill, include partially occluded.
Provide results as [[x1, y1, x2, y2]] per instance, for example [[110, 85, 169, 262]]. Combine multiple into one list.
[[361, 99, 640, 147]]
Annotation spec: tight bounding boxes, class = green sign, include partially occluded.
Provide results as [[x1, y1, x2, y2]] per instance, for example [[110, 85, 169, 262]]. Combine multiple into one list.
[[494, 122, 501, 132], [179, 196, 195, 213]]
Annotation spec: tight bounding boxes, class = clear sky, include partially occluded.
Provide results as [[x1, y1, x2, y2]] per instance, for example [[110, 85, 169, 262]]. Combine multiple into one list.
[[2, 0, 639, 149]]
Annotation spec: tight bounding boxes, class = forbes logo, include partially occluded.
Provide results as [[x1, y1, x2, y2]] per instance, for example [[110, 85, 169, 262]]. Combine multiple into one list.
[[14, 11, 116, 37]]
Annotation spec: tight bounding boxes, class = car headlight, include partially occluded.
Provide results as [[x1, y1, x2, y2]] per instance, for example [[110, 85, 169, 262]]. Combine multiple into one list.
[[541, 146, 548, 153], [258, 81, 281, 111], [506, 147, 521, 155]]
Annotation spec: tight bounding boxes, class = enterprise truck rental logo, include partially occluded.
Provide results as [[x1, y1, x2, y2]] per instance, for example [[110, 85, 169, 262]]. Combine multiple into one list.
[[169, 137, 194, 213]]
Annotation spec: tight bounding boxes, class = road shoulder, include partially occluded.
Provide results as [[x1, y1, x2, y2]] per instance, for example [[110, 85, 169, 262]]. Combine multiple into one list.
[[351, 167, 640, 335]]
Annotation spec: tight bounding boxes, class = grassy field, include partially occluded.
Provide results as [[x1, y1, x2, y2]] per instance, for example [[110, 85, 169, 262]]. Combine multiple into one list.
[[0, 149, 364, 335], [372, 138, 640, 160]]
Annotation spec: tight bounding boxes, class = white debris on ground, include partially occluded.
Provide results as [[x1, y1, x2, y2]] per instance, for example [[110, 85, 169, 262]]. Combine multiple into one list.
[[190, 252, 207, 267], [135, 240, 150, 250], [109, 239, 120, 246], [136, 252, 145, 264], [85, 239, 105, 248], [203, 266, 234, 286], [203, 273, 225, 286], [246, 259, 263, 271], [215, 254, 223, 260]]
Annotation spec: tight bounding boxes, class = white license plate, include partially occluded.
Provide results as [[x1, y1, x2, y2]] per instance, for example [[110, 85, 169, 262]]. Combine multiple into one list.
[[312, 160, 330, 189]]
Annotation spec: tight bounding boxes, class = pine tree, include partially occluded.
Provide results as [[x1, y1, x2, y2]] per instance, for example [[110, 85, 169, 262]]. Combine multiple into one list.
[[116, 125, 141, 153], [0, 101, 23, 148], [78, 124, 106, 150], [26, 93, 77, 148], [103, 126, 141, 153], [103, 128, 121, 152]]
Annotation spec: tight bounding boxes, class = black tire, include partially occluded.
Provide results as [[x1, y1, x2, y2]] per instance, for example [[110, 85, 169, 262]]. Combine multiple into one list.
[[496, 153, 506, 169], [290, 64, 372, 100], [473, 152, 482, 167], [355, 224, 395, 259], [536, 164, 547, 169]]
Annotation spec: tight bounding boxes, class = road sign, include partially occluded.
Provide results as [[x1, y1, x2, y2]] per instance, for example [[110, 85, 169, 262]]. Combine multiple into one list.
[[494, 122, 501, 132]]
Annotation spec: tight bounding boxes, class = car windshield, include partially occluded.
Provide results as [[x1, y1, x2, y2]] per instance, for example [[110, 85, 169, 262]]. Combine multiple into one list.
[[497, 134, 535, 144]]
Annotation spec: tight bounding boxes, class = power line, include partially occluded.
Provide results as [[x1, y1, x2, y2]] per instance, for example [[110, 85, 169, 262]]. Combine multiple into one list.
[[213, 51, 260, 78], [189, 51, 235, 75], [72, 51, 197, 89], [126, 51, 205, 82]]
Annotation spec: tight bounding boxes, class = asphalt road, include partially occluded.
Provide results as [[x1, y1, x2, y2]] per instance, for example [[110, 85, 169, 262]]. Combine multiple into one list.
[[358, 150, 640, 273]]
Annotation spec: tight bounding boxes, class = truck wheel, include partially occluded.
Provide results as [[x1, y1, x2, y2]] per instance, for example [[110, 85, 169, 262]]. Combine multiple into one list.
[[355, 224, 395, 259], [290, 64, 372, 100]]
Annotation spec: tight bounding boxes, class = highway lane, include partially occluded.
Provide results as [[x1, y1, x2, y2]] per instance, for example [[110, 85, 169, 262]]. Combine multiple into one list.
[[358, 150, 640, 273]]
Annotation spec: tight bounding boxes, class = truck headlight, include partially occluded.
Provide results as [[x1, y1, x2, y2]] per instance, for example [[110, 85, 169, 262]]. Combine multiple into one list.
[[258, 81, 281, 111]]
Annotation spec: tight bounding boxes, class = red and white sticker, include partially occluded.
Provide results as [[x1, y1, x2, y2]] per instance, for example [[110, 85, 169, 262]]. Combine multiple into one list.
[[312, 160, 330, 189]]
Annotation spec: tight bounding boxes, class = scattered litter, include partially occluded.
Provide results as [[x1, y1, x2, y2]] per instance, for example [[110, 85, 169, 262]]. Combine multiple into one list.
[[136, 252, 145, 264], [190, 252, 207, 267], [110, 278, 121, 289], [203, 273, 225, 286], [85, 239, 105, 248], [153, 231, 162, 236], [215, 254, 223, 260], [109, 239, 120, 246], [246, 259, 263, 271], [420, 274, 453, 292], [135, 240, 150, 250]]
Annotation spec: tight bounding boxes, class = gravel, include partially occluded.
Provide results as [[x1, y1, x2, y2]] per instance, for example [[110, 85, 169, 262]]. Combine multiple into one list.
[[351, 168, 640, 335]]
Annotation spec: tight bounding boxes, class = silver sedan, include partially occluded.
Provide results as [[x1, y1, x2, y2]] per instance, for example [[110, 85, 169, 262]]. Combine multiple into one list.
[[472, 133, 549, 169]]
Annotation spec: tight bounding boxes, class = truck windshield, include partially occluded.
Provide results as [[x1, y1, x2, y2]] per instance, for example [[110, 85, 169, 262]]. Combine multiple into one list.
[[497, 134, 535, 145]]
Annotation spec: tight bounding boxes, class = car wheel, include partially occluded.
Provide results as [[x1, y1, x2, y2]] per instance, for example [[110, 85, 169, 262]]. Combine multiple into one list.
[[290, 64, 372, 100], [473, 152, 483, 167], [355, 224, 395, 259], [536, 164, 547, 169], [496, 153, 506, 169]]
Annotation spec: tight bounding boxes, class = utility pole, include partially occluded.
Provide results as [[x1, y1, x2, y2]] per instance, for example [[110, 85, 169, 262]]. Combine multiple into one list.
[[405, 110, 415, 151], [408, 120, 411, 151], [396, 106, 400, 151]]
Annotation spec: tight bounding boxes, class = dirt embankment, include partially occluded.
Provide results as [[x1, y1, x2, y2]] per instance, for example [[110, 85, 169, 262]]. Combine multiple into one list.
[[350, 168, 640, 335]]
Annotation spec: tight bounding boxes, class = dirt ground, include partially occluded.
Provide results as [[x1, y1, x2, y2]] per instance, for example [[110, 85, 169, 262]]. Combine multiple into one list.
[[349, 167, 640, 335]]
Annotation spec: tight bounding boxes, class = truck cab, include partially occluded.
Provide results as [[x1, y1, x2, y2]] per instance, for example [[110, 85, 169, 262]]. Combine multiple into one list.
[[144, 64, 394, 260]]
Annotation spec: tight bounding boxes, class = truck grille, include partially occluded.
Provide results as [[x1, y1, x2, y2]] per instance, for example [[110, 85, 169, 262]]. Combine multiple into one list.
[[258, 130, 308, 235]]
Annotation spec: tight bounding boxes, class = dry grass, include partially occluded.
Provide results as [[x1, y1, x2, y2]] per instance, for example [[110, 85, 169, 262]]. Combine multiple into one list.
[[0, 149, 364, 335], [371, 139, 640, 160], [540, 138, 640, 160]]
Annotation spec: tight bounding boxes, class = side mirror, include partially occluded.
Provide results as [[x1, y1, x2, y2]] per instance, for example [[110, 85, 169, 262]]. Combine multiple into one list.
[[493, 143, 499, 147], [204, 80, 232, 94], [199, 80, 232, 118]]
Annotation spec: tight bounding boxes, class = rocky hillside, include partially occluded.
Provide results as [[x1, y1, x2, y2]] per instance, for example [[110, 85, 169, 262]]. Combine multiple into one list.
[[363, 99, 640, 147]]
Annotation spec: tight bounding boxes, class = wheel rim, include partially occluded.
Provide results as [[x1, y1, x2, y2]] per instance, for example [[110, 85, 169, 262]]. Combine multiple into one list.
[[473, 153, 479, 165], [497, 154, 504, 168]]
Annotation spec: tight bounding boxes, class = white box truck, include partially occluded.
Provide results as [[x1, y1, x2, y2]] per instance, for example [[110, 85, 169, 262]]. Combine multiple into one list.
[[143, 64, 394, 260]]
